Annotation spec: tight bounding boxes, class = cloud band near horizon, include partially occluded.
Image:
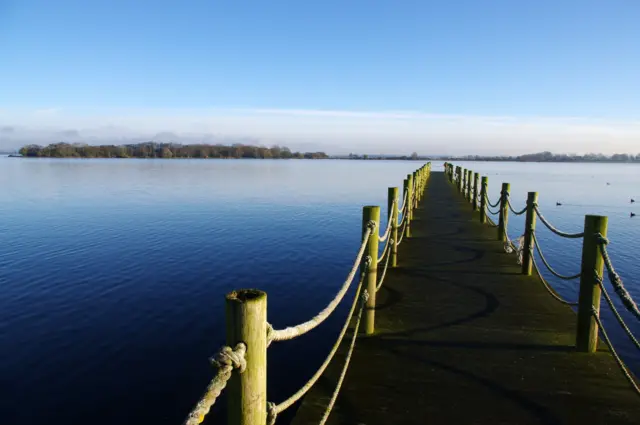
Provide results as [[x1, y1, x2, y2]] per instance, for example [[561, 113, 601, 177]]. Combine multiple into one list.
[[1, 107, 639, 155]]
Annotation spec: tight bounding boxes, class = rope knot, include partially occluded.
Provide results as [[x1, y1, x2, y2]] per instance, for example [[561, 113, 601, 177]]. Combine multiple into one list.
[[367, 220, 377, 230], [266, 323, 275, 346], [593, 269, 603, 283], [210, 343, 247, 373], [362, 289, 370, 303], [595, 233, 609, 245], [267, 402, 278, 425], [364, 256, 372, 268]]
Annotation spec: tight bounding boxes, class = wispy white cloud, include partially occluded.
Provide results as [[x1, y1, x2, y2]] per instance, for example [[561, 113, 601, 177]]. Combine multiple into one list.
[[1, 107, 639, 155]]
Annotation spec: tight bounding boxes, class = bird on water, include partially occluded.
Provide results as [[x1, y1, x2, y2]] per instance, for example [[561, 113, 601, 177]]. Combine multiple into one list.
[[556, 202, 562, 206], [632, 212, 636, 218]]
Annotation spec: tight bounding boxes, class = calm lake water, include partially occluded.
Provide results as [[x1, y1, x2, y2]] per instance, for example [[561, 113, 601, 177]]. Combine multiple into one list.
[[1, 157, 638, 425]]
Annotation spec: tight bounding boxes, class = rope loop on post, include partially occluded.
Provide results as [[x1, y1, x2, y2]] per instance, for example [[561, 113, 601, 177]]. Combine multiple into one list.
[[184, 343, 248, 425], [211, 343, 248, 373]]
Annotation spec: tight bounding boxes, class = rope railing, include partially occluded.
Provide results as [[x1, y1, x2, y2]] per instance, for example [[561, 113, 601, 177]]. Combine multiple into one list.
[[486, 204, 500, 216], [397, 219, 408, 245], [532, 233, 581, 281], [268, 225, 373, 343], [486, 193, 501, 209], [376, 241, 392, 292], [507, 198, 527, 216], [267, 272, 368, 423], [504, 233, 524, 264], [591, 309, 640, 396], [183, 343, 247, 425], [316, 290, 368, 425], [596, 234, 640, 321], [531, 252, 579, 306], [534, 205, 585, 239], [378, 199, 396, 242], [597, 278, 640, 351], [378, 230, 393, 262]]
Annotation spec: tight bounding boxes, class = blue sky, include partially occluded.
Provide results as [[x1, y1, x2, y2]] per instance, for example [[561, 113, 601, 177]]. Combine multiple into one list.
[[1, 0, 639, 154]]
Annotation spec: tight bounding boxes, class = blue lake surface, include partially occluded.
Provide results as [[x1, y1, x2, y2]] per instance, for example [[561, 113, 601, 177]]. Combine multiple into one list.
[[1, 157, 638, 424]]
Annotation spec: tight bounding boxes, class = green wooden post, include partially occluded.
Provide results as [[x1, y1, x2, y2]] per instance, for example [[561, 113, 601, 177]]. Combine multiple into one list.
[[388, 187, 399, 268], [362, 206, 380, 335], [472, 173, 479, 210], [456, 167, 462, 192], [462, 169, 467, 195], [497, 182, 510, 241], [480, 177, 488, 224], [467, 170, 473, 202], [406, 174, 413, 238], [576, 215, 608, 352], [226, 289, 267, 425], [521, 192, 538, 275], [410, 173, 415, 216]]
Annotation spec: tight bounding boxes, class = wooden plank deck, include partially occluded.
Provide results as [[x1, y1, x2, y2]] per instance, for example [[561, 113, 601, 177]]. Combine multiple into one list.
[[291, 171, 640, 425]]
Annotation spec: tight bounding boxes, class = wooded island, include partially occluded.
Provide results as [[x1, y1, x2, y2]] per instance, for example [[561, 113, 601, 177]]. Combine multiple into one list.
[[18, 142, 328, 159]]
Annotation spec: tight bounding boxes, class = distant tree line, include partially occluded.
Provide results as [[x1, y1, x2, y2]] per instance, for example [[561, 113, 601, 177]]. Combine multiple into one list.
[[337, 151, 640, 163], [441, 151, 640, 162], [337, 152, 422, 160], [18, 142, 329, 159]]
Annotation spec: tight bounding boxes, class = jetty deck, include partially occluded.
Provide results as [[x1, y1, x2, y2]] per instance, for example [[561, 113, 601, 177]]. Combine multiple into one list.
[[291, 171, 640, 425]]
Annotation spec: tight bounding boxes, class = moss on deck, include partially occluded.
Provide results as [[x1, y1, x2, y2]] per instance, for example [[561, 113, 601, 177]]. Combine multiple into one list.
[[291, 171, 640, 425]]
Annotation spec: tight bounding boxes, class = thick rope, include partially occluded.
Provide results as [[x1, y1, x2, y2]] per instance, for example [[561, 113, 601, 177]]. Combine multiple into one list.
[[268, 273, 367, 420], [376, 242, 392, 292], [532, 233, 581, 280], [397, 220, 408, 246], [591, 309, 640, 396], [507, 198, 527, 216], [400, 190, 408, 214], [184, 343, 247, 425], [504, 234, 524, 264], [268, 226, 373, 342], [532, 254, 579, 306], [378, 232, 392, 262], [533, 205, 585, 239], [486, 193, 501, 208], [487, 215, 498, 228], [318, 291, 368, 425], [378, 200, 395, 242], [597, 278, 640, 351], [398, 212, 406, 227], [596, 235, 640, 321], [486, 201, 500, 216]]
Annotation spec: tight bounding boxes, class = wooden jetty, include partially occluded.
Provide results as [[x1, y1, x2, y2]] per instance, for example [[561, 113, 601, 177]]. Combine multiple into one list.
[[184, 163, 640, 425]]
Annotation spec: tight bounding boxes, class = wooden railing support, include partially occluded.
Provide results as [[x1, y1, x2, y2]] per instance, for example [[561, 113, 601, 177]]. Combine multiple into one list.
[[472, 173, 479, 211], [406, 174, 414, 238], [388, 187, 399, 268], [498, 182, 510, 241], [521, 192, 538, 275], [362, 206, 380, 335], [226, 289, 268, 425], [480, 177, 488, 224], [576, 215, 608, 352]]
